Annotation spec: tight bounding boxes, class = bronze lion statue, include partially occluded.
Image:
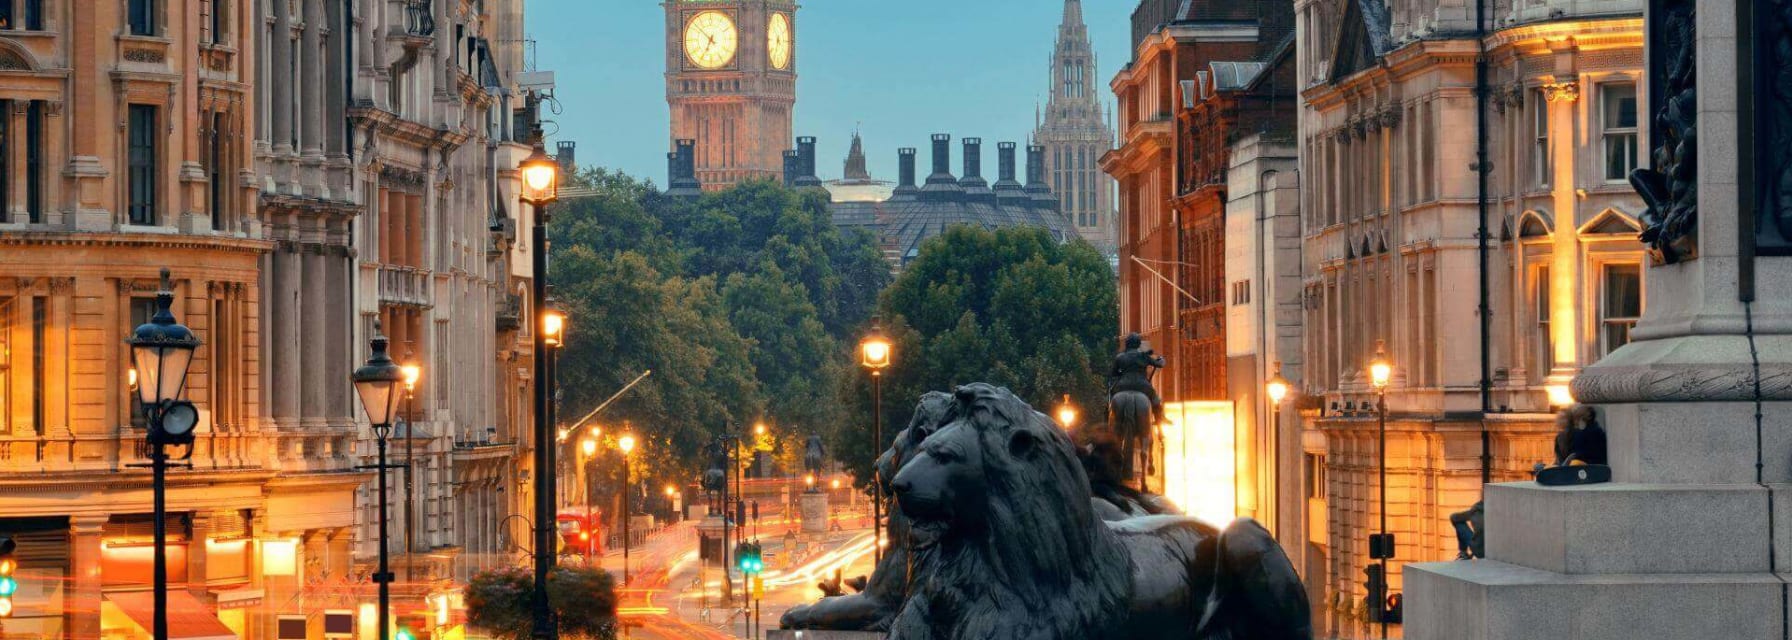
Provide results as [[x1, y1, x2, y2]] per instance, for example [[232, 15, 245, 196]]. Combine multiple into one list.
[[779, 391, 956, 632], [888, 384, 1312, 640]]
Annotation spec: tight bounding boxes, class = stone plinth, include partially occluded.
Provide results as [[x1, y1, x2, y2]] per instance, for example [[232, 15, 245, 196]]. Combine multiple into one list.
[[800, 491, 830, 534], [1407, 1, 1792, 636], [697, 514, 729, 568], [766, 632, 882, 640]]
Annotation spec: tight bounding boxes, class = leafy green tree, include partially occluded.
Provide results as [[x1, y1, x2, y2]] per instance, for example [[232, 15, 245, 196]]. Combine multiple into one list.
[[466, 565, 617, 640], [548, 172, 887, 485], [835, 226, 1118, 485]]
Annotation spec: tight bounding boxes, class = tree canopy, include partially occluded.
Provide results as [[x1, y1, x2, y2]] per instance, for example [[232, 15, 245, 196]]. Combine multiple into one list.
[[548, 171, 891, 486], [465, 565, 618, 640], [836, 225, 1119, 485]]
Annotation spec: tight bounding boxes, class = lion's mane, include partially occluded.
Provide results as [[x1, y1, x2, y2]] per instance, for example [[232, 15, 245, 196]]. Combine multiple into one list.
[[890, 384, 1133, 639], [781, 391, 955, 632]]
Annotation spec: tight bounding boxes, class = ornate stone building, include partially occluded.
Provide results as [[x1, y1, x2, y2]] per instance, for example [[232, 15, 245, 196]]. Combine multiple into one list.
[[1035, 0, 1117, 251], [1292, 0, 1645, 635], [664, 0, 797, 189], [0, 1, 538, 639], [348, 0, 536, 597], [0, 2, 364, 640]]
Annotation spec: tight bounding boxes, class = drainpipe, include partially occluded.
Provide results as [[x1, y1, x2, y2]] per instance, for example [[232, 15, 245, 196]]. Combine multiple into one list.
[[1475, 0, 1493, 486]]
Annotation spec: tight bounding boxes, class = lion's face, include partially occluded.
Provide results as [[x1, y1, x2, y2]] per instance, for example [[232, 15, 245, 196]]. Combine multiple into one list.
[[875, 392, 954, 497], [891, 420, 992, 545]]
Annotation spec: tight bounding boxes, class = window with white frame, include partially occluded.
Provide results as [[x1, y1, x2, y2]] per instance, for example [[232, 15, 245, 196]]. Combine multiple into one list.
[[1600, 263, 1642, 358], [1602, 83, 1639, 182], [1534, 265, 1553, 375], [1534, 91, 1551, 187]]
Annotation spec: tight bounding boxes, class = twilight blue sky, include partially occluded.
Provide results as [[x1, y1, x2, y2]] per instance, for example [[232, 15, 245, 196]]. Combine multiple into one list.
[[527, 0, 1133, 186]]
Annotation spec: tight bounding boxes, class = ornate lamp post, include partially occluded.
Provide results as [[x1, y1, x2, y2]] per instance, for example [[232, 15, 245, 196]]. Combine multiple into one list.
[[518, 121, 560, 640], [617, 434, 637, 586], [400, 362, 420, 580], [352, 327, 405, 640], [858, 318, 892, 562], [1055, 394, 1078, 430], [126, 269, 201, 640], [580, 438, 598, 563], [1367, 341, 1394, 640]]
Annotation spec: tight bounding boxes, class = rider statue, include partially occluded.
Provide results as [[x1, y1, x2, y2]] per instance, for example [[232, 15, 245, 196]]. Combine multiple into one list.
[[1109, 333, 1167, 426]]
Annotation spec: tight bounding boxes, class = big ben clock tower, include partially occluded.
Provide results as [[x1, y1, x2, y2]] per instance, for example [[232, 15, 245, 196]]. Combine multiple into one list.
[[665, 0, 797, 189]]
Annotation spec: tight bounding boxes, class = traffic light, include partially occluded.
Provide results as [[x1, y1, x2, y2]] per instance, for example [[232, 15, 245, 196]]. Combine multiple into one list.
[[395, 626, 415, 640], [1363, 564, 1386, 623], [734, 540, 763, 574], [0, 535, 17, 618]]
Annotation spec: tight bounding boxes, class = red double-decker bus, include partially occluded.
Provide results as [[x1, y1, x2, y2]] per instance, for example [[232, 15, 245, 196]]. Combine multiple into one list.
[[557, 508, 604, 558]]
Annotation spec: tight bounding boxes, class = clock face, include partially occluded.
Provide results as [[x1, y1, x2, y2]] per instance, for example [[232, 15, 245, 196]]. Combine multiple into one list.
[[684, 11, 738, 70], [767, 13, 792, 70]]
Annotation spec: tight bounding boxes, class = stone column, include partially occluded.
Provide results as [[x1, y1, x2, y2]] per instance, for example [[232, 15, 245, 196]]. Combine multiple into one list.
[[67, 516, 107, 640], [302, 234, 328, 428], [327, 221, 352, 426], [299, 0, 323, 161], [6, 103, 23, 222], [270, 0, 293, 155], [1544, 80, 1582, 393], [271, 217, 301, 430]]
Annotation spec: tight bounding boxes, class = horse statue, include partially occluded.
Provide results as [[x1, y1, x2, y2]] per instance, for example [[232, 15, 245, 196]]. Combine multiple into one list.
[[803, 434, 826, 481], [701, 436, 729, 515], [1109, 333, 1165, 492]]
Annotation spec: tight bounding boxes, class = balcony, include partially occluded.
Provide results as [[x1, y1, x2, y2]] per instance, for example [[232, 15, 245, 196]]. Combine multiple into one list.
[[405, 1, 436, 38], [379, 265, 431, 307]]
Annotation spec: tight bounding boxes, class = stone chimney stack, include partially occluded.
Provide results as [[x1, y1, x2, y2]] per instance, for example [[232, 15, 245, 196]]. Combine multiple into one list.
[[667, 139, 702, 197], [783, 149, 800, 187], [922, 133, 963, 201], [960, 137, 994, 203], [994, 141, 1027, 206], [892, 147, 919, 201], [795, 136, 823, 188]]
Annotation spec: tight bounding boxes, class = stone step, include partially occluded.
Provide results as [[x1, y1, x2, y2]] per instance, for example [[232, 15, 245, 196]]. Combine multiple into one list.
[[1486, 481, 1770, 574], [1405, 560, 1786, 640]]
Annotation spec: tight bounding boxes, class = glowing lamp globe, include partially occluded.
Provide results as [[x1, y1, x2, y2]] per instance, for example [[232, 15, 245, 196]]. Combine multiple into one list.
[[1369, 340, 1393, 390], [518, 144, 559, 206], [618, 434, 637, 455], [1266, 364, 1291, 405], [127, 270, 201, 409], [351, 325, 405, 438], [860, 319, 892, 370]]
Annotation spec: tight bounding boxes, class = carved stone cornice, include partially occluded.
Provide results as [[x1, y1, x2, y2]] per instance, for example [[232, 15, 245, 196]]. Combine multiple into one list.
[[0, 232, 273, 256]]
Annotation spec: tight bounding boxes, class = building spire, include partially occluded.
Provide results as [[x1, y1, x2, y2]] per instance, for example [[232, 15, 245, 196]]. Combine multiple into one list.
[[1062, 0, 1083, 28], [843, 129, 870, 182]]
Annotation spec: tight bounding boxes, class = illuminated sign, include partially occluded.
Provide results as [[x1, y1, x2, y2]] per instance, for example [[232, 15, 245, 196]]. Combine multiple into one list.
[[1159, 401, 1237, 525]]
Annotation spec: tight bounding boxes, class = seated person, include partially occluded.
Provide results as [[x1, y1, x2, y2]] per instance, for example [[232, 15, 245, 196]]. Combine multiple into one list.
[[1536, 405, 1609, 472], [1450, 501, 1484, 560]]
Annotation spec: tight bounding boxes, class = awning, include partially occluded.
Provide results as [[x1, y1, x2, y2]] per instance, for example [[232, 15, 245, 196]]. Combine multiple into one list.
[[107, 591, 240, 640]]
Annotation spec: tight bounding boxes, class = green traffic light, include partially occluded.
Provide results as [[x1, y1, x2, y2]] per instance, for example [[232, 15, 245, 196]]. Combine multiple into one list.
[[0, 576, 16, 597], [395, 628, 414, 640]]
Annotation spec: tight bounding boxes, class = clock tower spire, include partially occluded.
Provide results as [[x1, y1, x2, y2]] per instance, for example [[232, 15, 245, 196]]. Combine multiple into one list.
[[665, 0, 798, 190]]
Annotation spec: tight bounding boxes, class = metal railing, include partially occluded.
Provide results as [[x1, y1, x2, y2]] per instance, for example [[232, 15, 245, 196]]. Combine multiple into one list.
[[405, 0, 436, 37]]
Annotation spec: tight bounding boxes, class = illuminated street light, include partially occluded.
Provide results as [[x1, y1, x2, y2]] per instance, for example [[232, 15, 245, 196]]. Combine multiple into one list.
[[351, 327, 402, 640], [518, 144, 560, 208], [1055, 394, 1078, 429], [858, 318, 893, 563], [1266, 364, 1290, 405], [542, 304, 566, 348], [1369, 340, 1393, 390], [618, 433, 637, 586], [581, 438, 597, 458]]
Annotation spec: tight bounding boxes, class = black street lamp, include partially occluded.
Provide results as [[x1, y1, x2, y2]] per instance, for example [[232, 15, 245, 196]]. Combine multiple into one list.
[[353, 327, 404, 640], [518, 105, 561, 640], [401, 362, 420, 581], [618, 434, 637, 586], [858, 318, 892, 563], [126, 269, 201, 640], [1368, 340, 1394, 640]]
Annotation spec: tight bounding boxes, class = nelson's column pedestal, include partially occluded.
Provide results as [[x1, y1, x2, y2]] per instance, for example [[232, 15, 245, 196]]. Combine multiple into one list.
[[1408, 0, 1792, 637]]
